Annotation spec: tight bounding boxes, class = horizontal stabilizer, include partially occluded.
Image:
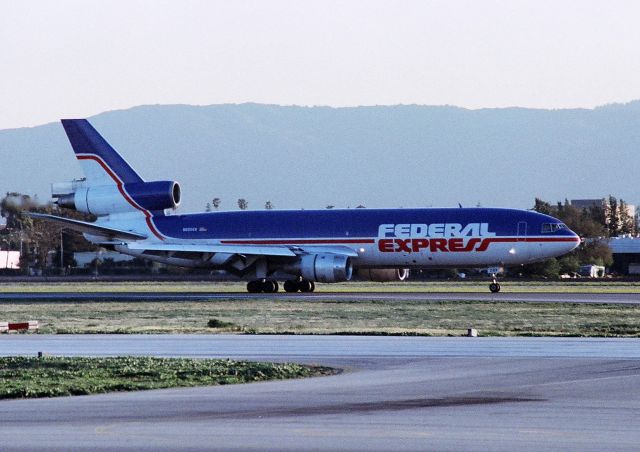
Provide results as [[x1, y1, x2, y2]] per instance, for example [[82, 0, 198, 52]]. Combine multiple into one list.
[[25, 212, 147, 241], [125, 242, 297, 257]]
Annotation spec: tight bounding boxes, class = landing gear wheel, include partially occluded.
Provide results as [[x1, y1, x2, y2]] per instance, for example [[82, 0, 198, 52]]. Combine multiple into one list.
[[247, 280, 262, 293], [489, 283, 501, 293], [299, 279, 313, 293], [283, 280, 299, 293], [262, 280, 278, 293]]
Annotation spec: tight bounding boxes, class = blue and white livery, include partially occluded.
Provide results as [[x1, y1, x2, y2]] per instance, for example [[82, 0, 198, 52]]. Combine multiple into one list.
[[29, 119, 581, 293]]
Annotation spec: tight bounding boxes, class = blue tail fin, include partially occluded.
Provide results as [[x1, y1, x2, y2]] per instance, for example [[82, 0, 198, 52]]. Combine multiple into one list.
[[61, 119, 143, 186]]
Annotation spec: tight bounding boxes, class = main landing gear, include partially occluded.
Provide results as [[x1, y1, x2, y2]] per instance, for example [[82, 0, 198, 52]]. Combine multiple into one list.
[[246, 278, 315, 293], [247, 279, 279, 293], [283, 278, 315, 293], [489, 274, 501, 293]]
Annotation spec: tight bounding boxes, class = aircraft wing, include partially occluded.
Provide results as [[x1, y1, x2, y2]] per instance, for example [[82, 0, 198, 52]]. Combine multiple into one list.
[[125, 242, 297, 257], [24, 212, 148, 241], [125, 243, 360, 258], [26, 213, 357, 259]]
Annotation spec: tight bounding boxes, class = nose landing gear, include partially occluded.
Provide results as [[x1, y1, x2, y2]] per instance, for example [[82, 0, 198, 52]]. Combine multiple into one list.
[[489, 274, 501, 293]]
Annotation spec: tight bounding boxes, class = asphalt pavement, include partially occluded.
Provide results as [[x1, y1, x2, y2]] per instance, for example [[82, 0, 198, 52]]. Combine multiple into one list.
[[1, 335, 639, 450]]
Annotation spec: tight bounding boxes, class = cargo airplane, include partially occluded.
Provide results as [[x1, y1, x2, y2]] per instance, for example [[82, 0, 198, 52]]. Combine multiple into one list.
[[28, 119, 581, 293]]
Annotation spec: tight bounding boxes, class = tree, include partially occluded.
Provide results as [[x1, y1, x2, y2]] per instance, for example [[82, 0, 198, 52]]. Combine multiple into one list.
[[264, 201, 274, 210], [525, 197, 617, 277], [619, 199, 635, 235], [212, 198, 221, 210], [26, 212, 63, 272], [1, 193, 58, 272], [52, 229, 81, 270], [533, 198, 553, 215], [576, 240, 613, 267], [1, 192, 98, 273], [532, 197, 606, 238], [237, 198, 248, 210], [577, 207, 606, 238], [608, 195, 620, 237], [519, 259, 561, 279], [355, 204, 366, 209], [588, 203, 607, 232], [557, 254, 580, 274]]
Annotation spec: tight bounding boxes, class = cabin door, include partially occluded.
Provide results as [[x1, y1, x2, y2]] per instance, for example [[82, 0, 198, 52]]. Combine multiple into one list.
[[515, 221, 532, 261], [517, 221, 527, 241]]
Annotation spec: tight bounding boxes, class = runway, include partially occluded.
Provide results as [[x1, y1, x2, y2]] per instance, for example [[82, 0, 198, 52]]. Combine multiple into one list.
[[1, 290, 640, 304], [1, 335, 640, 450]]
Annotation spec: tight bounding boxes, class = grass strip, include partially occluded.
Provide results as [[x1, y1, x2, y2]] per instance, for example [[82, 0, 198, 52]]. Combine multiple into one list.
[[1, 281, 640, 293], [0, 356, 335, 400], [2, 298, 640, 337]]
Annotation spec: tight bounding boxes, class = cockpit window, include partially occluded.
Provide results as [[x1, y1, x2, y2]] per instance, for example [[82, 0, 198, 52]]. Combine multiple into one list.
[[541, 223, 567, 233]]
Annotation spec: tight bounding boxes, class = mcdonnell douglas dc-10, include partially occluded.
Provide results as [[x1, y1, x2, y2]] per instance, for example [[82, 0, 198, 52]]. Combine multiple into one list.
[[28, 119, 580, 293]]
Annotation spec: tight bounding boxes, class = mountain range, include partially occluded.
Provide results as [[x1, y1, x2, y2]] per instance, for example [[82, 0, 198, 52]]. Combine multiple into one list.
[[1, 102, 640, 213]]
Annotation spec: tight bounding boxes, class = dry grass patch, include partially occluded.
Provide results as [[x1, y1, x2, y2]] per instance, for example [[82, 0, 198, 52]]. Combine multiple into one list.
[[1, 297, 639, 337]]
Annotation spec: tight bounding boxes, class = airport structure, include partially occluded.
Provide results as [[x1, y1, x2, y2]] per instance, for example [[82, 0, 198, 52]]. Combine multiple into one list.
[[606, 237, 640, 274], [0, 251, 20, 269]]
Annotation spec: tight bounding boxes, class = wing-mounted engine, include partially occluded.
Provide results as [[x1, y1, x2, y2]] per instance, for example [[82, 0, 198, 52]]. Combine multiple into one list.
[[357, 268, 409, 282], [283, 253, 353, 283], [52, 179, 181, 216]]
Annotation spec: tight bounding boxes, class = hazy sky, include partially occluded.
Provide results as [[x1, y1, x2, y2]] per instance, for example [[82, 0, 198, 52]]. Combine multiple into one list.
[[2, 0, 640, 130]]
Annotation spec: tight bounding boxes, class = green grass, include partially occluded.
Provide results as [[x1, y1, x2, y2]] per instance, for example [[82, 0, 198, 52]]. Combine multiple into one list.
[[0, 356, 335, 400], [2, 297, 640, 337], [1, 280, 640, 293]]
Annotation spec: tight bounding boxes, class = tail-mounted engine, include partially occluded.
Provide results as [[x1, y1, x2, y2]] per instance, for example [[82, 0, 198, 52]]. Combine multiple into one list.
[[52, 179, 181, 216]]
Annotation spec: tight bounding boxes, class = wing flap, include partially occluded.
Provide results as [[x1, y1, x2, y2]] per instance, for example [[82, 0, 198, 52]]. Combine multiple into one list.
[[289, 245, 360, 257]]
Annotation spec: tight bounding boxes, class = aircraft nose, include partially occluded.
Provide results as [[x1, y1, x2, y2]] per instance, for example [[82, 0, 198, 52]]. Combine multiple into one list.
[[568, 229, 582, 251]]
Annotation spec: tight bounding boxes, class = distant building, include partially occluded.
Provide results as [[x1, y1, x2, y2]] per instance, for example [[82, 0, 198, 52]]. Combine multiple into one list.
[[570, 198, 607, 210], [0, 251, 20, 269], [606, 237, 640, 274], [571, 198, 636, 219], [628, 263, 640, 275]]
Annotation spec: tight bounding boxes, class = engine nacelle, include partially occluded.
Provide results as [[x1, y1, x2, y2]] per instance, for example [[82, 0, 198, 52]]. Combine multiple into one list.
[[55, 180, 181, 216], [357, 268, 409, 282], [284, 253, 353, 283]]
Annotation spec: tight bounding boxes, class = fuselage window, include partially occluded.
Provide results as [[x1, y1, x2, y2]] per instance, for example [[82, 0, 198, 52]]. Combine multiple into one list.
[[541, 223, 567, 233]]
